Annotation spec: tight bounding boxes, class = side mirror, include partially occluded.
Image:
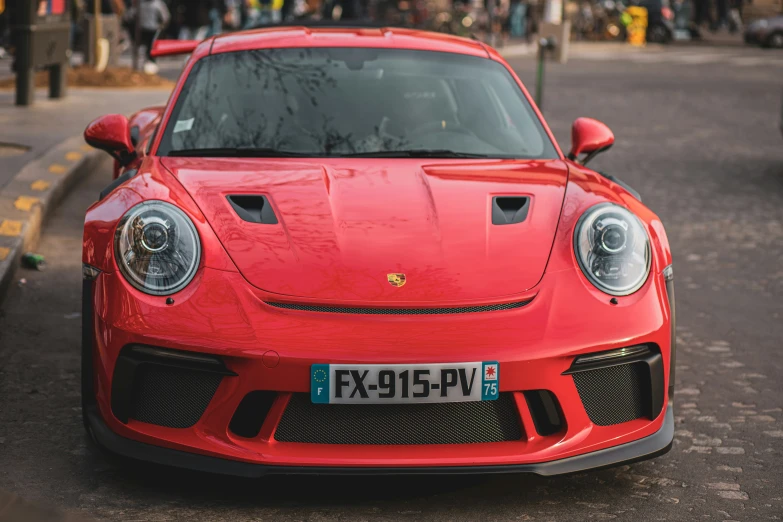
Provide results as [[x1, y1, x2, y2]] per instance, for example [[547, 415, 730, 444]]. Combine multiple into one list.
[[84, 114, 137, 166], [567, 117, 615, 166]]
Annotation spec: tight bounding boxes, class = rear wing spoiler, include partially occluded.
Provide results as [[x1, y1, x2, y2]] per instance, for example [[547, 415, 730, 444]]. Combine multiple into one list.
[[150, 40, 200, 59]]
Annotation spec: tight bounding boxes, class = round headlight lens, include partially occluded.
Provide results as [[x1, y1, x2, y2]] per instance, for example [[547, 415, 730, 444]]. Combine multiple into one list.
[[574, 203, 650, 296], [115, 201, 201, 295]]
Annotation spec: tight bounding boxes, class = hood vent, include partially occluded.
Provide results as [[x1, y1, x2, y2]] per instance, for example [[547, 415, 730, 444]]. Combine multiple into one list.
[[227, 195, 278, 224], [492, 196, 530, 225]]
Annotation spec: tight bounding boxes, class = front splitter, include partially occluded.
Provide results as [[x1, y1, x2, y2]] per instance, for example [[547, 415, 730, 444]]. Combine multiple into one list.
[[85, 404, 674, 477]]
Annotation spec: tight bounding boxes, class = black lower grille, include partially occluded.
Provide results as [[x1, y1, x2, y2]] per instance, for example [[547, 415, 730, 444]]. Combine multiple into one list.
[[573, 362, 648, 426], [274, 393, 522, 445], [131, 365, 222, 428]]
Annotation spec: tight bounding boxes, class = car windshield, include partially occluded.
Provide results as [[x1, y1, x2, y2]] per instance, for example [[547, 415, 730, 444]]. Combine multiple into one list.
[[157, 48, 558, 159]]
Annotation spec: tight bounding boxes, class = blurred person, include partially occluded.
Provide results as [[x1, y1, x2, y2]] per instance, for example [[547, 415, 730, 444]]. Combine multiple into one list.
[[178, 0, 213, 39], [280, 0, 296, 22], [728, 0, 742, 32], [86, 0, 125, 15], [224, 0, 242, 29], [713, 0, 728, 30], [244, 0, 281, 27], [507, 0, 529, 38], [572, 0, 593, 39], [323, 0, 361, 20], [126, 0, 170, 74], [692, 0, 712, 32], [71, 0, 86, 52], [0, 0, 9, 59], [208, 0, 228, 35]]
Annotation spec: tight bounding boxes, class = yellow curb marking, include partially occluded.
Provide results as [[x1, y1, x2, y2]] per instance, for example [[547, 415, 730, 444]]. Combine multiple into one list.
[[49, 164, 68, 174], [31, 180, 51, 191], [0, 220, 23, 237], [0, 247, 10, 262], [14, 196, 40, 212], [65, 151, 83, 162], [80, 144, 93, 152]]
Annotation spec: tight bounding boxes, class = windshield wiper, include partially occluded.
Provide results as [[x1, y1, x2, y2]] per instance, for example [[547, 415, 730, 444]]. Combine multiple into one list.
[[339, 149, 491, 158], [167, 147, 311, 158]]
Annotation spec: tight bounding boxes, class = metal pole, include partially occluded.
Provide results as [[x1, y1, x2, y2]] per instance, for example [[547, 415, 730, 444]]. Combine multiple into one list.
[[535, 37, 556, 111], [13, 0, 35, 106], [49, 62, 67, 98], [132, 0, 141, 70], [487, 0, 495, 47], [94, 0, 101, 67], [15, 65, 34, 106], [535, 37, 546, 110]]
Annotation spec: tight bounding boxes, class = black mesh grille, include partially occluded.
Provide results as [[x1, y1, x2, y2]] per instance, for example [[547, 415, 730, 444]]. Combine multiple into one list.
[[274, 393, 522, 445], [573, 363, 648, 426], [265, 300, 532, 315], [131, 365, 223, 428]]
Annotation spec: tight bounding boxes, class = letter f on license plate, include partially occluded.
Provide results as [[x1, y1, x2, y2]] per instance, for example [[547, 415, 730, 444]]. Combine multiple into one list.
[[311, 362, 499, 404]]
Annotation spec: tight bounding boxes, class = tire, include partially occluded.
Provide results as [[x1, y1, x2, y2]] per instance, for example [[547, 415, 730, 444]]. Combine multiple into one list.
[[766, 32, 783, 49], [81, 281, 96, 432]]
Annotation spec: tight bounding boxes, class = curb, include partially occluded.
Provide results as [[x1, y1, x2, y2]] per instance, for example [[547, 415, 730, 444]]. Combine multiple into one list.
[[0, 136, 109, 302]]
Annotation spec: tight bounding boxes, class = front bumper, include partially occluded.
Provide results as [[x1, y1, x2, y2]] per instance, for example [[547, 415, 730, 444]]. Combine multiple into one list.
[[84, 264, 674, 472], [85, 403, 674, 477]]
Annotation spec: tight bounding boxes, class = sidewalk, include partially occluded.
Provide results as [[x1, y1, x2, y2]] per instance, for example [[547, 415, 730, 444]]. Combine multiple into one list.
[[0, 86, 172, 301]]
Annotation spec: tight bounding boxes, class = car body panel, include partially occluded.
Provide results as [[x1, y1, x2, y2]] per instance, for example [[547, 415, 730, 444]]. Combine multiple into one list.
[[89, 265, 670, 468], [161, 157, 568, 302]]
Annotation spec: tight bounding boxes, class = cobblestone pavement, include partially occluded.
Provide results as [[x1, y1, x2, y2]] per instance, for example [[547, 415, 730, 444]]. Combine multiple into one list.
[[0, 49, 781, 521]]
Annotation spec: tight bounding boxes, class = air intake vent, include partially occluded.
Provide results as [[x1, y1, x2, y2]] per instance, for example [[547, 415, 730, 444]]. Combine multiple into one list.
[[227, 195, 278, 224], [265, 299, 532, 315], [573, 362, 649, 426], [229, 391, 278, 438], [111, 345, 235, 427], [492, 196, 530, 225], [275, 393, 523, 445], [523, 390, 564, 436], [131, 365, 223, 428]]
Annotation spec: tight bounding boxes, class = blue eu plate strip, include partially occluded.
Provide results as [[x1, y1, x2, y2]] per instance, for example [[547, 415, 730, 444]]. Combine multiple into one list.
[[311, 364, 330, 403]]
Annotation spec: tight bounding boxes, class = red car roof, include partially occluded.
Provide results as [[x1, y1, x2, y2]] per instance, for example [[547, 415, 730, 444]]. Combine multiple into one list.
[[210, 27, 492, 58]]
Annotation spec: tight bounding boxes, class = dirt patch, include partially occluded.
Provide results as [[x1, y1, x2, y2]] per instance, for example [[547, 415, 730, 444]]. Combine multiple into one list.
[[0, 67, 174, 90]]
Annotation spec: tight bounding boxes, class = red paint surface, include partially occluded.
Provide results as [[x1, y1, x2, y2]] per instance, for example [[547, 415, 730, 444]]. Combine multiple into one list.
[[83, 28, 673, 469], [569, 117, 616, 158], [162, 157, 568, 302]]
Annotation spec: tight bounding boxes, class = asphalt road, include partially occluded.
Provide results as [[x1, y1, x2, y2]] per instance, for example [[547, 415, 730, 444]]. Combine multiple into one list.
[[0, 46, 782, 521]]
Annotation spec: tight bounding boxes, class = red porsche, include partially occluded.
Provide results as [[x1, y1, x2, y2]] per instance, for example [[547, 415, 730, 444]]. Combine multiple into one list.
[[81, 26, 675, 476]]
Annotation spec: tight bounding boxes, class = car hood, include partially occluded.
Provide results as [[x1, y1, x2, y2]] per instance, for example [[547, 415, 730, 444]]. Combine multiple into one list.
[[162, 158, 569, 304]]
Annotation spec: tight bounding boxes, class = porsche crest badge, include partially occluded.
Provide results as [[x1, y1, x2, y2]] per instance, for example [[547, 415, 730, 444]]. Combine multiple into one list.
[[387, 273, 406, 287]]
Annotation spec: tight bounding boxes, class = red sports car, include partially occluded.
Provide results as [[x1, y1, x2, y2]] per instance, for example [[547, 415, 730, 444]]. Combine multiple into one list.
[[81, 26, 675, 476]]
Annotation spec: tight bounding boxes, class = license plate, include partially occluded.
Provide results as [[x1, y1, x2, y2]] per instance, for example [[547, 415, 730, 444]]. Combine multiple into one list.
[[310, 362, 499, 404]]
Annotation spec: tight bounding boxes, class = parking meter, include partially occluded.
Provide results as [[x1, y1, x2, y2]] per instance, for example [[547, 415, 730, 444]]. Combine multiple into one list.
[[11, 0, 72, 106]]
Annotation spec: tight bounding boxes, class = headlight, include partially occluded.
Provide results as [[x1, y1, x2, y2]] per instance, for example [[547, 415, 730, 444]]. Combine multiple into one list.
[[574, 203, 650, 296], [115, 201, 201, 295]]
